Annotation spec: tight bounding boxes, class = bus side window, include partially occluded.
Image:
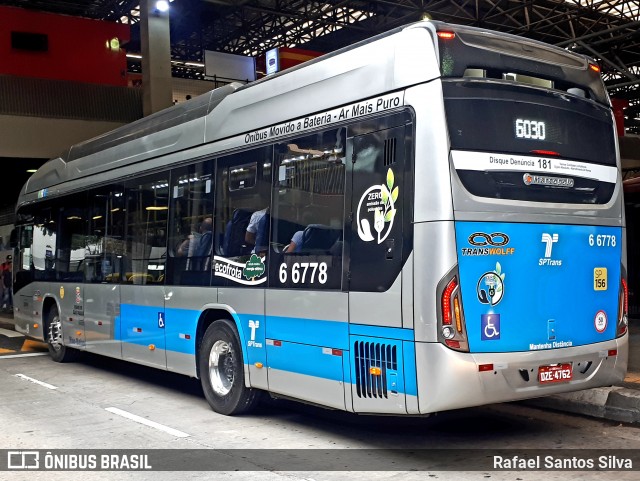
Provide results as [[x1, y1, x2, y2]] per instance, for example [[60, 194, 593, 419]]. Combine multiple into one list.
[[269, 128, 346, 290], [123, 175, 169, 286], [86, 184, 125, 283], [32, 207, 58, 282], [57, 194, 88, 282], [213, 147, 272, 287], [166, 160, 213, 286]]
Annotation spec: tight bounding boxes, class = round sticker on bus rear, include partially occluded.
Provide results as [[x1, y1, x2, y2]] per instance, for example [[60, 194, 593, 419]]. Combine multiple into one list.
[[594, 310, 607, 333]]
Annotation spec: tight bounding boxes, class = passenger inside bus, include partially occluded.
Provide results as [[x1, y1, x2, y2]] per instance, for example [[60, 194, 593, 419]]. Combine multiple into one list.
[[245, 206, 268, 253], [284, 212, 342, 255], [178, 217, 213, 270]]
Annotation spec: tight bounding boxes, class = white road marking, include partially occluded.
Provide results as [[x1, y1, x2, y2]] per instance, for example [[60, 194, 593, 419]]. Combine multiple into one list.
[[0, 353, 49, 360], [0, 328, 24, 338], [0, 327, 24, 337], [15, 373, 58, 390], [105, 407, 190, 438]]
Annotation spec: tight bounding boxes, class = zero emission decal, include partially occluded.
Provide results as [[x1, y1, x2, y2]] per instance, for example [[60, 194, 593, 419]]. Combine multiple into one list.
[[455, 222, 621, 353], [356, 168, 399, 244]]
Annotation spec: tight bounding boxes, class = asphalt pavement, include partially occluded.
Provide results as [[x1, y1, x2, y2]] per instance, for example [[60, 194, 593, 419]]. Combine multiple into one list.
[[2, 312, 640, 423], [522, 319, 640, 423]]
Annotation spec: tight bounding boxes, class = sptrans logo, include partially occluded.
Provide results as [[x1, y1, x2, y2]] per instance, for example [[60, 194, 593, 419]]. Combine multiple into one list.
[[539, 233, 561, 266]]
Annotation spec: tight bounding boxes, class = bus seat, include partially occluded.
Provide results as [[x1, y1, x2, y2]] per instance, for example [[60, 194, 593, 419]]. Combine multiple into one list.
[[300, 225, 341, 254], [223, 209, 252, 257]]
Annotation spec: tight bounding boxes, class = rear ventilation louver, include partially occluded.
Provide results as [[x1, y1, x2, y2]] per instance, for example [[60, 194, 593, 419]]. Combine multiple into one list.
[[383, 138, 396, 166], [354, 341, 397, 399]]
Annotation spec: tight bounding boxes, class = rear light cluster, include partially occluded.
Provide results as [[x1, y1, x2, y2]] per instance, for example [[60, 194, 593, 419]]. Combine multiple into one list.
[[617, 267, 628, 338], [436, 31, 456, 40], [438, 268, 469, 351]]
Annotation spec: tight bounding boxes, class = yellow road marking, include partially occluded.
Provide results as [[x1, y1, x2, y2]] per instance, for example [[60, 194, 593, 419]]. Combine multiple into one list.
[[21, 340, 48, 352]]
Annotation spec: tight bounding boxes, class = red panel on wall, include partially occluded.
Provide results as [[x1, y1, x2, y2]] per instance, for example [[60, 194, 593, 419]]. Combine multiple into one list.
[[278, 47, 323, 71], [0, 6, 130, 86]]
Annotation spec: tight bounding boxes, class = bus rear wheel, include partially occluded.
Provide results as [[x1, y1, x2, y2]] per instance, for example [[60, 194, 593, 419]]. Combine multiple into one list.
[[199, 320, 260, 415], [46, 306, 79, 363]]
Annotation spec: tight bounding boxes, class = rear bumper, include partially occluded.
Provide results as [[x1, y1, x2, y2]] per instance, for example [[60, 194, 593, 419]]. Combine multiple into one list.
[[415, 334, 628, 414]]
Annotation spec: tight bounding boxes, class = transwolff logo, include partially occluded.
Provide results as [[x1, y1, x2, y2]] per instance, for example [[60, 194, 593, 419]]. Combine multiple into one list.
[[539, 233, 561, 266]]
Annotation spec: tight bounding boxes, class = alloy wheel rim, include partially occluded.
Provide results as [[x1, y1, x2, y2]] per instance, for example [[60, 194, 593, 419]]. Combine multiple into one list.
[[208, 339, 234, 396], [48, 315, 63, 352]]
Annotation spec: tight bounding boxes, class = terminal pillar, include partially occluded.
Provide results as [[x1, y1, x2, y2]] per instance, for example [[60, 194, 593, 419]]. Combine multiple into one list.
[[140, 0, 173, 116], [611, 98, 629, 137]]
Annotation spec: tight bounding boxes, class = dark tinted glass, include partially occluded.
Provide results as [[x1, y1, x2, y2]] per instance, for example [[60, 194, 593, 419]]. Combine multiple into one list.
[[443, 80, 616, 165], [444, 80, 617, 204]]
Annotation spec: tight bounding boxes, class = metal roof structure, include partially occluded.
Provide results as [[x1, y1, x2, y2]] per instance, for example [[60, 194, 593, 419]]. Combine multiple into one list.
[[2, 0, 640, 132]]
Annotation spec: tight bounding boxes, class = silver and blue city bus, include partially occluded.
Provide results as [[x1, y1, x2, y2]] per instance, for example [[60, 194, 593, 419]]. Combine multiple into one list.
[[12, 20, 627, 415]]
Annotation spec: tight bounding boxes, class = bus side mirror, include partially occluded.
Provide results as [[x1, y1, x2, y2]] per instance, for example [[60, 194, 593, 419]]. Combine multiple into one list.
[[9, 228, 17, 248]]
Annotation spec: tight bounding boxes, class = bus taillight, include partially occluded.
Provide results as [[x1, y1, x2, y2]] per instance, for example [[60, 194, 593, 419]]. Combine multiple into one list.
[[530, 150, 560, 157], [438, 270, 469, 352], [442, 277, 457, 326], [437, 31, 456, 40], [617, 271, 628, 338]]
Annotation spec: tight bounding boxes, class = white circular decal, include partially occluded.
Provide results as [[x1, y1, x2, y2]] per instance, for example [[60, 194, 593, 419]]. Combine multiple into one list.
[[356, 168, 398, 244], [594, 310, 607, 333]]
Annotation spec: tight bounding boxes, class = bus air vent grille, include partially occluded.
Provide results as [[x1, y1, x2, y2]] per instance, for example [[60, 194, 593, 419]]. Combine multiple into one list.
[[354, 341, 397, 399], [383, 138, 396, 166]]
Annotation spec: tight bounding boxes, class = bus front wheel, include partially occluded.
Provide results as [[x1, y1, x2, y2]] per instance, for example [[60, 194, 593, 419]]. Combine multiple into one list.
[[46, 306, 79, 363], [199, 320, 260, 415]]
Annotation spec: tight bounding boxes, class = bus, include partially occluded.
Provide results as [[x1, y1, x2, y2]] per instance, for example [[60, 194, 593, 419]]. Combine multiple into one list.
[[11, 20, 627, 416]]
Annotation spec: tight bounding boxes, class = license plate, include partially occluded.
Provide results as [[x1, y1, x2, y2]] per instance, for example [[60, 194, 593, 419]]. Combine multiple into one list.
[[538, 363, 573, 384]]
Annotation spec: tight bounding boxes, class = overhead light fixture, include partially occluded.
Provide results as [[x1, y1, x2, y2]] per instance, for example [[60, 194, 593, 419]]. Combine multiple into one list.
[[155, 0, 170, 13], [27, 169, 37, 173], [107, 37, 120, 50]]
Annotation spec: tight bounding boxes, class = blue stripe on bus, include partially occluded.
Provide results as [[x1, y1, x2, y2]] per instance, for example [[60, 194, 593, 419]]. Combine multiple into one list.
[[402, 340, 417, 396], [266, 315, 350, 350], [266, 341, 345, 382], [164, 308, 200, 354], [349, 323, 415, 341], [114, 305, 417, 394]]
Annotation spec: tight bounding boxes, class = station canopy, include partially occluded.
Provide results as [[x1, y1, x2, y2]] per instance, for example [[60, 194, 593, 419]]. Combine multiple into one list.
[[2, 0, 640, 133]]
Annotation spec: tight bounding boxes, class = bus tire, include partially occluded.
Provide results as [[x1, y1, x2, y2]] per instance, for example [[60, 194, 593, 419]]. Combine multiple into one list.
[[46, 306, 79, 363], [199, 319, 260, 415]]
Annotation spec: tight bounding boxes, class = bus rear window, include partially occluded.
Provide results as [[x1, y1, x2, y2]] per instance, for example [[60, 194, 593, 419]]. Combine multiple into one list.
[[443, 80, 616, 165], [444, 80, 617, 204]]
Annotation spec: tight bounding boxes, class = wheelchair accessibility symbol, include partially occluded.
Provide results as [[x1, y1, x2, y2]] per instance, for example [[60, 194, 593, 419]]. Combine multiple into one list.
[[481, 313, 501, 341]]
